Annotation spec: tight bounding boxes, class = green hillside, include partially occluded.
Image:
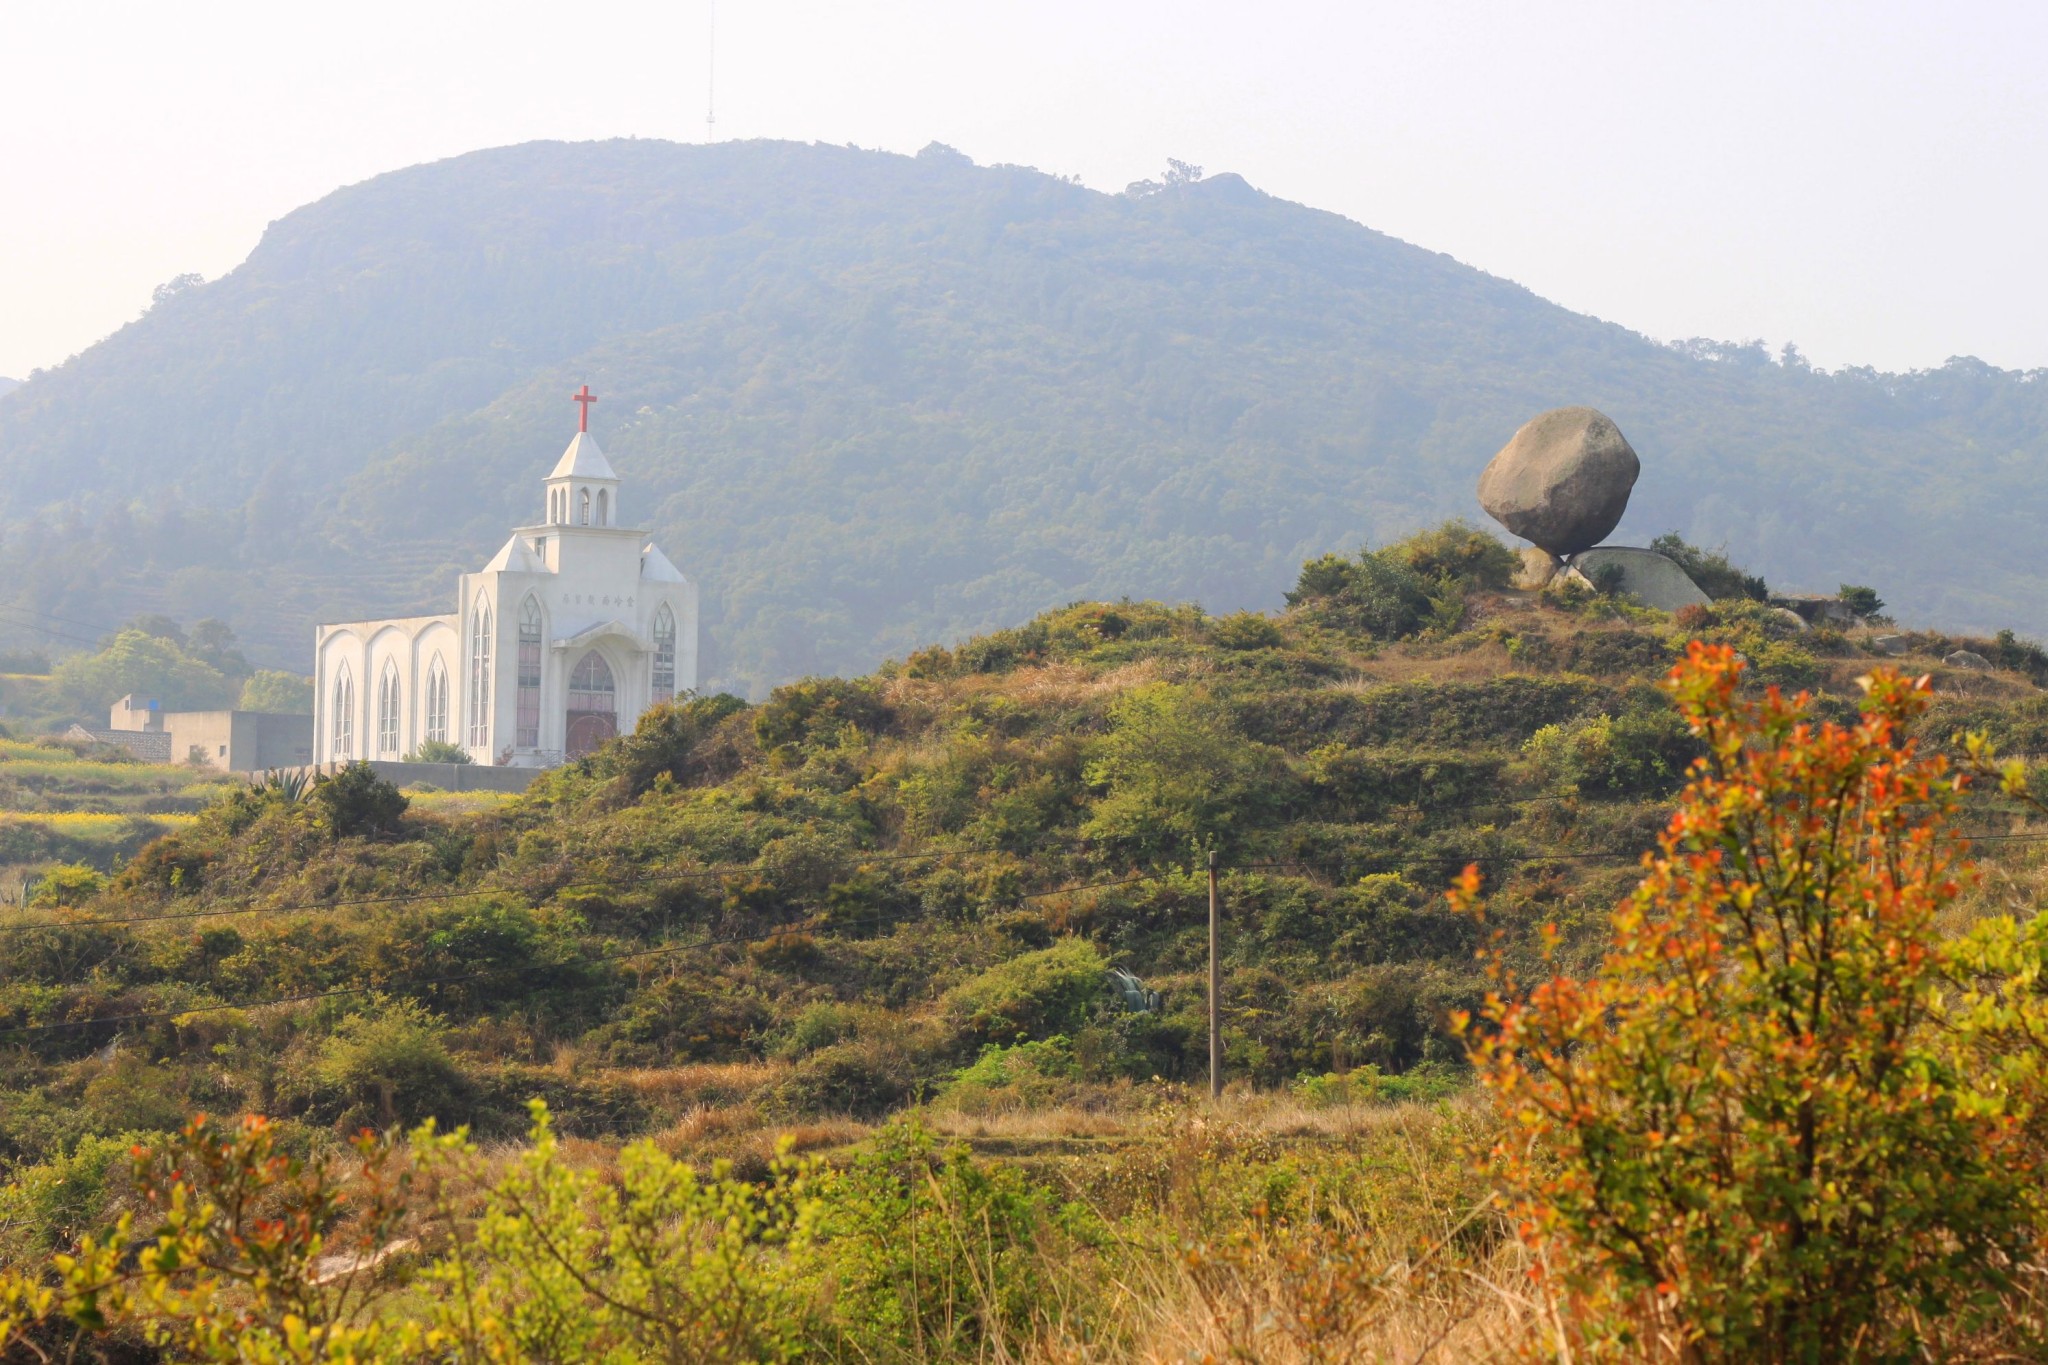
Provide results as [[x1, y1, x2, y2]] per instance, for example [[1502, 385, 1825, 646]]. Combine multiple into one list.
[[10, 537, 2048, 1354], [7, 535, 2048, 1152], [3, 139, 2045, 692]]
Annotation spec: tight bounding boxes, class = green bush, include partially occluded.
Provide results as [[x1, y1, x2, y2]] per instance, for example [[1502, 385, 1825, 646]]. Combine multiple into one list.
[[1649, 533, 1768, 601], [815, 1117, 1084, 1359], [300, 997, 467, 1130], [26, 863, 107, 908], [759, 1039, 916, 1118], [1522, 707, 1695, 796], [773, 1001, 858, 1060], [754, 677, 891, 760], [1209, 611, 1285, 651], [309, 761, 409, 838], [1379, 519, 1518, 589], [403, 738, 471, 764], [937, 1036, 1081, 1113], [599, 691, 750, 794], [1285, 550, 1433, 639], [0, 1131, 145, 1262], [942, 938, 1108, 1046]]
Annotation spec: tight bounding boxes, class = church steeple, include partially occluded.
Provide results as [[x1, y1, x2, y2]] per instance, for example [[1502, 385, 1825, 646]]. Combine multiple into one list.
[[542, 386, 623, 527]]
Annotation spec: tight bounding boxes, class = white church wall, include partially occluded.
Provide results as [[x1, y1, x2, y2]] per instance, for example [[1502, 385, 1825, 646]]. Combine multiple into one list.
[[314, 615, 454, 765]]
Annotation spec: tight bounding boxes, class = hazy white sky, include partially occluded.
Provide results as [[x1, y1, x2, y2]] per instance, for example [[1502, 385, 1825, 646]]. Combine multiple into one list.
[[3, 0, 2043, 380]]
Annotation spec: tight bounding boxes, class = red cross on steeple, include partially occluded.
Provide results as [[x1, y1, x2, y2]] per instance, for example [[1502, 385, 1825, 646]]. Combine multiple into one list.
[[572, 384, 598, 433]]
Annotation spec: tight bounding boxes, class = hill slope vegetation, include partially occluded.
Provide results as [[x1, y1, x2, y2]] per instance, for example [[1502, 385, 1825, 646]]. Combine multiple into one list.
[[11, 538, 2048, 1354]]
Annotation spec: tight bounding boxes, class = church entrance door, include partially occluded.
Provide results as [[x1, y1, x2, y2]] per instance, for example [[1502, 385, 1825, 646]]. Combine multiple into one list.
[[566, 650, 618, 759]]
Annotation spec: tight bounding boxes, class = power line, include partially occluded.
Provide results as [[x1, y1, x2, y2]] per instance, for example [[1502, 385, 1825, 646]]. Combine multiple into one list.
[[0, 601, 125, 637], [0, 609, 105, 650]]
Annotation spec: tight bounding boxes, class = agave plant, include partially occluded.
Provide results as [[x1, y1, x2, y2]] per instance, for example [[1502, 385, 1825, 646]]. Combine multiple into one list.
[[258, 767, 311, 802]]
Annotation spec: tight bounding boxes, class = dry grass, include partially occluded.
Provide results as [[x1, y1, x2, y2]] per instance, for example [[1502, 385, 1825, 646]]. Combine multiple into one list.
[[1091, 1231, 1537, 1364], [602, 1058, 791, 1105], [1333, 644, 1520, 687]]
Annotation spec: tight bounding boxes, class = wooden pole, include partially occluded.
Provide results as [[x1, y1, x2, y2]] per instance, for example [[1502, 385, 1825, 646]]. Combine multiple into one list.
[[1208, 848, 1222, 1101]]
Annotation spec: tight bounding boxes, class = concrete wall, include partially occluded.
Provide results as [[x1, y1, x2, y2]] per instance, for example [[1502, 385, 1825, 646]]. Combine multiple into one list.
[[275, 760, 539, 794]]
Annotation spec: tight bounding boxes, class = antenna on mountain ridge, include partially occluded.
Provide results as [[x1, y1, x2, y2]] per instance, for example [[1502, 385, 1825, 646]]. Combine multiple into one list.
[[705, 0, 717, 143]]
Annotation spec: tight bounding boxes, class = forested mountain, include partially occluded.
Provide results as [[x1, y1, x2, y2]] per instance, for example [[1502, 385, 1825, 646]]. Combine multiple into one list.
[[2, 138, 2043, 694]]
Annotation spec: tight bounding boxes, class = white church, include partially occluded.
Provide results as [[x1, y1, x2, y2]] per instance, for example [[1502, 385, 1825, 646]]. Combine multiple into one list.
[[313, 388, 699, 767]]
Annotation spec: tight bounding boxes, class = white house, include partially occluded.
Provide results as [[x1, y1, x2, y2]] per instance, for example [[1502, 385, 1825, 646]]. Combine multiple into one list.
[[312, 392, 699, 767]]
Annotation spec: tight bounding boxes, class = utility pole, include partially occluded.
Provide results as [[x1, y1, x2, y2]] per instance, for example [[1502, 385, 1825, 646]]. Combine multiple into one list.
[[1208, 848, 1221, 1101]]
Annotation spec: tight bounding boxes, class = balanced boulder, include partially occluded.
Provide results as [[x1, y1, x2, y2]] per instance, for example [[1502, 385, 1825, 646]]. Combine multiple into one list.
[[1478, 407, 1639, 556]]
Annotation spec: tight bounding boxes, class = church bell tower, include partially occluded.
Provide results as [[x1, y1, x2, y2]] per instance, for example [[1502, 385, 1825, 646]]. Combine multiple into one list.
[[542, 384, 623, 527]]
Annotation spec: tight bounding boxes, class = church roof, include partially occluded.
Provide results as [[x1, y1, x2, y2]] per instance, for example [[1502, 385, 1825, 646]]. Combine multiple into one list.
[[640, 543, 688, 583], [482, 534, 546, 574], [548, 431, 618, 482]]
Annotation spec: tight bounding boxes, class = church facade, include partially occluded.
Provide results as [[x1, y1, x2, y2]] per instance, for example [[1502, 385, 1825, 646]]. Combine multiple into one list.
[[312, 393, 699, 767]]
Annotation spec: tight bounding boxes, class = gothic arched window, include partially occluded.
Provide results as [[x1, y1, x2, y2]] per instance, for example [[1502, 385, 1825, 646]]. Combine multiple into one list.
[[651, 604, 677, 705], [579, 488, 591, 525], [516, 596, 543, 748], [596, 489, 609, 526], [331, 663, 354, 760], [425, 656, 449, 744], [467, 603, 493, 749], [569, 651, 615, 711], [377, 660, 400, 756]]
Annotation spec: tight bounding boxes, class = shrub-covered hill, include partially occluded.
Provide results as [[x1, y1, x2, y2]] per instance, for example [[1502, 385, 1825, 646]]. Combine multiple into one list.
[[6, 139, 2048, 691], [5, 525, 2048, 1171]]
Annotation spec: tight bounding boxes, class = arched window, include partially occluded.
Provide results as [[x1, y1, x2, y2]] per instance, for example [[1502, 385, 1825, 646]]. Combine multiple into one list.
[[377, 660, 400, 756], [467, 603, 493, 749], [516, 596, 543, 748], [651, 604, 677, 705], [596, 489, 608, 526], [566, 652, 617, 758], [331, 664, 354, 760], [569, 651, 615, 711], [425, 657, 449, 744], [579, 488, 591, 525]]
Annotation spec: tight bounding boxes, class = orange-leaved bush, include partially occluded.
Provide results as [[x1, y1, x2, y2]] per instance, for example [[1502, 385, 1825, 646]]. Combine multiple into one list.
[[1454, 643, 2038, 1361]]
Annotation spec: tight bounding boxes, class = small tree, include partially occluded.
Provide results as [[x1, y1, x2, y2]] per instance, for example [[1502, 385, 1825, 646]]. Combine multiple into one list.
[[1456, 644, 2035, 1359], [239, 668, 314, 713], [1081, 683, 1287, 858], [310, 761, 409, 839], [1838, 583, 1885, 619]]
